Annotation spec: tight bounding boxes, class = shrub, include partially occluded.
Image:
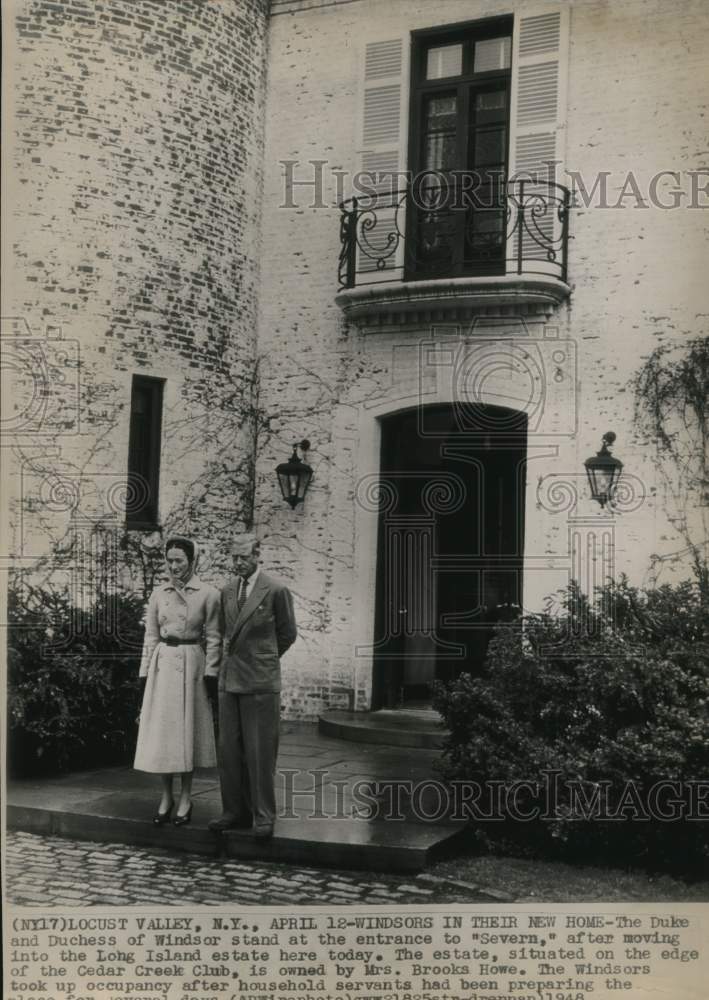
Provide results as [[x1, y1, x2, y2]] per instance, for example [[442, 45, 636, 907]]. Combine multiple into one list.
[[7, 581, 145, 777], [432, 578, 709, 875]]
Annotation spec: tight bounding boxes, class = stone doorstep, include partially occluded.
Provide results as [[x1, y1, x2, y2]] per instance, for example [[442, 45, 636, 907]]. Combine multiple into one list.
[[318, 710, 448, 750], [6, 802, 467, 875]]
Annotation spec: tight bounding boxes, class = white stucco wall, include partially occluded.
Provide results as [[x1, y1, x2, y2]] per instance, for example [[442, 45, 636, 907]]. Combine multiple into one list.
[[255, 0, 709, 717]]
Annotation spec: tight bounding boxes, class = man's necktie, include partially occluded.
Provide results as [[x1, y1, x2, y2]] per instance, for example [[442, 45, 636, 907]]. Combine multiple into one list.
[[236, 575, 248, 614]]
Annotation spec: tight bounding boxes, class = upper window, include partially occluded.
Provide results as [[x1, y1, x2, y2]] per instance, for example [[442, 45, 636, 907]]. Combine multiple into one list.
[[408, 17, 513, 280], [126, 375, 164, 527]]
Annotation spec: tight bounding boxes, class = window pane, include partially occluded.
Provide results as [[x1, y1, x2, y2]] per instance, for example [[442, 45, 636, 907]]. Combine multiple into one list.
[[426, 43, 463, 79], [474, 128, 506, 166], [474, 36, 511, 73], [416, 206, 456, 270], [425, 94, 457, 130], [424, 132, 457, 171], [423, 95, 458, 170], [465, 208, 506, 262], [127, 377, 163, 524], [474, 89, 506, 124], [473, 210, 505, 233], [471, 168, 506, 204], [132, 387, 148, 415]]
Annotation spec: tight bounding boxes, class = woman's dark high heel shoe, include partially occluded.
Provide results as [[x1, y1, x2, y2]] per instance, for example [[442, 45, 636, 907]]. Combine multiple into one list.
[[173, 803, 193, 827], [153, 801, 174, 826]]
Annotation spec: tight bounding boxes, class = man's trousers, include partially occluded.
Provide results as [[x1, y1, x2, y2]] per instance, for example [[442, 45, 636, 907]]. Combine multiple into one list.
[[217, 691, 280, 831]]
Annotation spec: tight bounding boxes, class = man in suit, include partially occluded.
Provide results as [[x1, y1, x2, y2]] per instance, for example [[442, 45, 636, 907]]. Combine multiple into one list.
[[208, 534, 297, 837]]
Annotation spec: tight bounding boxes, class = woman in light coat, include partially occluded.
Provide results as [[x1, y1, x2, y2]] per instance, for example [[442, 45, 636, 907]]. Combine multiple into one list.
[[134, 537, 220, 825]]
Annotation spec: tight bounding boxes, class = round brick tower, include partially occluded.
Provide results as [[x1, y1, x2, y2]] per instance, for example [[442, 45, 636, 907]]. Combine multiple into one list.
[[6, 0, 270, 575]]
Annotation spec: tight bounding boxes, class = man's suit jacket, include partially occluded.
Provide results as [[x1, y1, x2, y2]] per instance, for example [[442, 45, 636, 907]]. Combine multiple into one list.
[[220, 571, 297, 693]]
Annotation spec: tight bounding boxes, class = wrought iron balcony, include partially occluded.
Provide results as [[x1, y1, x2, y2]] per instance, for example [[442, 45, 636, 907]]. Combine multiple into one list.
[[336, 175, 571, 325]]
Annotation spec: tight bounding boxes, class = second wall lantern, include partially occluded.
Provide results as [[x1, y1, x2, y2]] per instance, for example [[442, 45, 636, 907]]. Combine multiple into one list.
[[584, 432, 623, 509]]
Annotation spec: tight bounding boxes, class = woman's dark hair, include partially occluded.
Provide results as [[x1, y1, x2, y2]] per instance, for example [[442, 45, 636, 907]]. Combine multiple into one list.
[[165, 536, 195, 563]]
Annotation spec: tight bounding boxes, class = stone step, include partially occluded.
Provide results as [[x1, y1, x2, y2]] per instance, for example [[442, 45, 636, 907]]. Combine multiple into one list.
[[6, 722, 465, 874], [7, 800, 465, 873], [319, 709, 449, 749]]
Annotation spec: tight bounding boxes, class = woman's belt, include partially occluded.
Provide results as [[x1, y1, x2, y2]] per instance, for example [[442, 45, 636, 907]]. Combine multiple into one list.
[[160, 637, 202, 646]]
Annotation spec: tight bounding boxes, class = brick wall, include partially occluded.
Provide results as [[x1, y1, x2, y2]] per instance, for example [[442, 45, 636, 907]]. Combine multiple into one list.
[[255, 0, 709, 717], [6, 0, 270, 585], [6, 0, 706, 720]]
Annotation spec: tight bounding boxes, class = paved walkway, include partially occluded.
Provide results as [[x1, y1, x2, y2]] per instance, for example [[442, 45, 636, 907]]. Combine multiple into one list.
[[6, 830, 507, 906], [7, 721, 466, 871]]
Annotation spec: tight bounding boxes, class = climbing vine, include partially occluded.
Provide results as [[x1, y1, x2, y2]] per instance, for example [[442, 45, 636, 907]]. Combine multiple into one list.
[[633, 336, 709, 597]]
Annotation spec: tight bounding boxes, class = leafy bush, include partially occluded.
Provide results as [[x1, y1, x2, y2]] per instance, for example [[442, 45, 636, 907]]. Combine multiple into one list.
[[7, 581, 145, 777], [432, 579, 709, 875]]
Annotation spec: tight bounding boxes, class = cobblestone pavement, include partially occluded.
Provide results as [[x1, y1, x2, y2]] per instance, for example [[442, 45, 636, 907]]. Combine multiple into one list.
[[6, 831, 509, 906]]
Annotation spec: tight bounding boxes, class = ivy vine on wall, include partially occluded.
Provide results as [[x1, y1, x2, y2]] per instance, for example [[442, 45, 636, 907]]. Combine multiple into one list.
[[633, 335, 709, 597]]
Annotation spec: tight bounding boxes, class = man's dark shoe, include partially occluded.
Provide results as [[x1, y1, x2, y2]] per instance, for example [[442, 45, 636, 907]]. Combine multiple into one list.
[[208, 815, 252, 832]]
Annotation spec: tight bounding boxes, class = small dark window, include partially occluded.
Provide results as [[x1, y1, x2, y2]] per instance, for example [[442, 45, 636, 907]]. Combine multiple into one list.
[[126, 375, 164, 527], [407, 16, 513, 280]]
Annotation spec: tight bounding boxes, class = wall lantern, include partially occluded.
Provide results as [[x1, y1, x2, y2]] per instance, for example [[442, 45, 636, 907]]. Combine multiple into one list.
[[276, 439, 313, 509], [584, 432, 623, 509]]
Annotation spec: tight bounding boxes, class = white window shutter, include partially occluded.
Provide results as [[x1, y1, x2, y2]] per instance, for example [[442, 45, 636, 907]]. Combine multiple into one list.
[[355, 38, 406, 282], [507, 6, 570, 279]]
